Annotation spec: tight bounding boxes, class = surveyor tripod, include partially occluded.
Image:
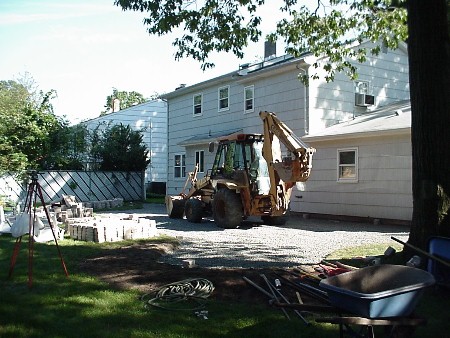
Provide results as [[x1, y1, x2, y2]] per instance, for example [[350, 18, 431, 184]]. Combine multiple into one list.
[[8, 171, 69, 288]]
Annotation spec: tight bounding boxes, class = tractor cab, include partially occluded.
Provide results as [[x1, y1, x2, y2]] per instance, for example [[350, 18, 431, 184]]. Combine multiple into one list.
[[210, 134, 270, 195]]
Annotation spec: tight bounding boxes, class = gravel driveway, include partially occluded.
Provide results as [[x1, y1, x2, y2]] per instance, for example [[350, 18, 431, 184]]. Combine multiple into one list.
[[109, 203, 409, 269]]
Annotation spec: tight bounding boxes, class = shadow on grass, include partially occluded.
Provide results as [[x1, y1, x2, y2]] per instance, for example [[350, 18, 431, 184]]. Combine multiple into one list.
[[0, 234, 337, 338], [1, 235, 449, 338]]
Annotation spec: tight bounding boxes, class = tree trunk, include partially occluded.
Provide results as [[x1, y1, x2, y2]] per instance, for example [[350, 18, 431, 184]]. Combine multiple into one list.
[[407, 0, 450, 250]]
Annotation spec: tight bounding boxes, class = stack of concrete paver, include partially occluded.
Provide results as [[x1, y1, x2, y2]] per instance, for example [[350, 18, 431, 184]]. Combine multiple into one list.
[[67, 214, 157, 243], [52, 195, 93, 222], [83, 198, 124, 210]]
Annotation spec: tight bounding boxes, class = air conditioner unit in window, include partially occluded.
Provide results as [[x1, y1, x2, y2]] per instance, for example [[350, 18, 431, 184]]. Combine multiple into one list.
[[355, 93, 375, 107]]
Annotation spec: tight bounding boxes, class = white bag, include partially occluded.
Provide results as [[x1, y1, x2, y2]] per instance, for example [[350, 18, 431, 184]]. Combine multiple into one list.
[[11, 212, 30, 238], [10, 212, 41, 238]]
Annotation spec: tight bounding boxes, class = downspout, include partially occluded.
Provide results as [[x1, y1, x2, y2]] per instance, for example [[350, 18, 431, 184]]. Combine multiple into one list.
[[297, 63, 310, 135], [300, 68, 309, 135], [162, 98, 169, 196], [150, 117, 154, 193]]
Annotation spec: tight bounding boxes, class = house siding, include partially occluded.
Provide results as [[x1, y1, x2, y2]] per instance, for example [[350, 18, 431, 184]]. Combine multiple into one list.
[[308, 42, 410, 133], [166, 68, 308, 195], [82, 99, 168, 186], [293, 134, 412, 221]]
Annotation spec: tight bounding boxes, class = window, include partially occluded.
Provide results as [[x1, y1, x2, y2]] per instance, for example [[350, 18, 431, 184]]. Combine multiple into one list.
[[337, 148, 358, 182], [174, 154, 186, 178], [218, 86, 229, 111], [244, 85, 254, 113], [193, 93, 202, 116], [195, 150, 205, 173], [354, 80, 370, 94], [354, 80, 375, 106]]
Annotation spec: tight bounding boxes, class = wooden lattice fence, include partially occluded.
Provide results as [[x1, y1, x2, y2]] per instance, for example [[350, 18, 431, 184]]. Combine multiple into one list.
[[0, 171, 145, 205]]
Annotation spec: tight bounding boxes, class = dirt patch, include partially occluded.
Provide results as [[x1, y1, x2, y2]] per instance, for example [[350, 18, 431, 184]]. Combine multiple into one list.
[[78, 242, 308, 304]]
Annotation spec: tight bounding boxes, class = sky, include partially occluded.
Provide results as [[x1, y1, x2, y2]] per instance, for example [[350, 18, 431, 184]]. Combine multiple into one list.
[[0, 0, 285, 125]]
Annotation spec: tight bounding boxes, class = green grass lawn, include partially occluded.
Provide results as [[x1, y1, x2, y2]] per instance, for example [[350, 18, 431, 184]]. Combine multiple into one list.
[[0, 234, 448, 338]]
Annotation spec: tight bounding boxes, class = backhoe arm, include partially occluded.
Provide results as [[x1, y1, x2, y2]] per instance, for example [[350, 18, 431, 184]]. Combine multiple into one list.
[[260, 111, 316, 183]]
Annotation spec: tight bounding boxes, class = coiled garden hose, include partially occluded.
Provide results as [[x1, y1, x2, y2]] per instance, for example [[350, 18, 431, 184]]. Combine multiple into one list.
[[141, 278, 215, 311]]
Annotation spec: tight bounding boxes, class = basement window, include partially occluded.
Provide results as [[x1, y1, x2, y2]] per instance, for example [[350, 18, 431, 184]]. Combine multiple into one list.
[[337, 148, 358, 182]]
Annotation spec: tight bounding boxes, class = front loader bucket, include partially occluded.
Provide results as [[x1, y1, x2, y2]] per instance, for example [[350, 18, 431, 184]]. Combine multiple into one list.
[[165, 195, 186, 219]]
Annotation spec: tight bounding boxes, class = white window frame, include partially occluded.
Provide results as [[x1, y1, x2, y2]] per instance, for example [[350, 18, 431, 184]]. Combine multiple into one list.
[[193, 93, 202, 116], [218, 85, 230, 112], [337, 148, 358, 182], [244, 85, 254, 113], [195, 150, 205, 173], [354, 80, 370, 95], [174, 153, 186, 179]]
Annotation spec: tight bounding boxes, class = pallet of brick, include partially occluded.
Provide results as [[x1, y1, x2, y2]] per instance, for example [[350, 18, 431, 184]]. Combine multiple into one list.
[[123, 224, 137, 240], [94, 226, 105, 243], [67, 215, 158, 242], [85, 226, 95, 242], [67, 223, 74, 239], [147, 220, 157, 237], [80, 226, 87, 241], [69, 224, 78, 239], [66, 217, 94, 226], [104, 224, 119, 242], [77, 224, 83, 240], [78, 225, 84, 241], [69, 223, 77, 239], [138, 219, 156, 238], [110, 199, 121, 208], [74, 224, 80, 240], [83, 208, 93, 217]]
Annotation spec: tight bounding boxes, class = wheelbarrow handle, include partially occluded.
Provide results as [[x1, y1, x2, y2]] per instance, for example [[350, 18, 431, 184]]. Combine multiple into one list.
[[391, 237, 450, 269]]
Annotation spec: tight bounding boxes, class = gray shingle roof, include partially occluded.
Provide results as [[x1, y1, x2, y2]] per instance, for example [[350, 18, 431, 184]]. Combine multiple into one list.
[[178, 129, 243, 146], [303, 100, 411, 142]]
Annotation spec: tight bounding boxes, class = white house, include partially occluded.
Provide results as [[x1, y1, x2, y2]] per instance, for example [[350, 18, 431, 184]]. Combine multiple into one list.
[[162, 41, 411, 222], [82, 99, 168, 193]]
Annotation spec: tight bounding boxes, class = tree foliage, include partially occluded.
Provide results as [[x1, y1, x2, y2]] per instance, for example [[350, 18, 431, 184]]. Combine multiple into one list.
[[102, 88, 146, 115], [0, 79, 66, 174], [0, 78, 150, 175], [40, 123, 89, 170], [0, 80, 30, 174], [115, 0, 407, 82], [89, 123, 150, 171]]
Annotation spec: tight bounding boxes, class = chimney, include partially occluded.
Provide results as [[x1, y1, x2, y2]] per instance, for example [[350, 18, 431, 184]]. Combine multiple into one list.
[[112, 98, 120, 112], [264, 40, 276, 59]]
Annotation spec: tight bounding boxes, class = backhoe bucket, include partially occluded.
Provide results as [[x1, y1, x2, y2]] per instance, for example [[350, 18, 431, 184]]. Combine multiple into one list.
[[165, 195, 186, 219], [273, 152, 314, 183]]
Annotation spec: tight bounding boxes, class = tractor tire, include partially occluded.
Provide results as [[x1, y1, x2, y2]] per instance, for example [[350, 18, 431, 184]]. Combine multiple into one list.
[[261, 215, 287, 226], [213, 189, 243, 229], [165, 195, 185, 219], [185, 198, 204, 223]]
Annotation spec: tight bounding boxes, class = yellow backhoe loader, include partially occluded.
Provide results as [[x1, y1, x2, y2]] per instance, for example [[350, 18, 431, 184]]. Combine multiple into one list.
[[165, 111, 316, 228]]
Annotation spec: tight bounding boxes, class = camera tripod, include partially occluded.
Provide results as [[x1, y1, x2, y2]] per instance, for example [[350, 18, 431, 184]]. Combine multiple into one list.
[[8, 171, 69, 288]]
